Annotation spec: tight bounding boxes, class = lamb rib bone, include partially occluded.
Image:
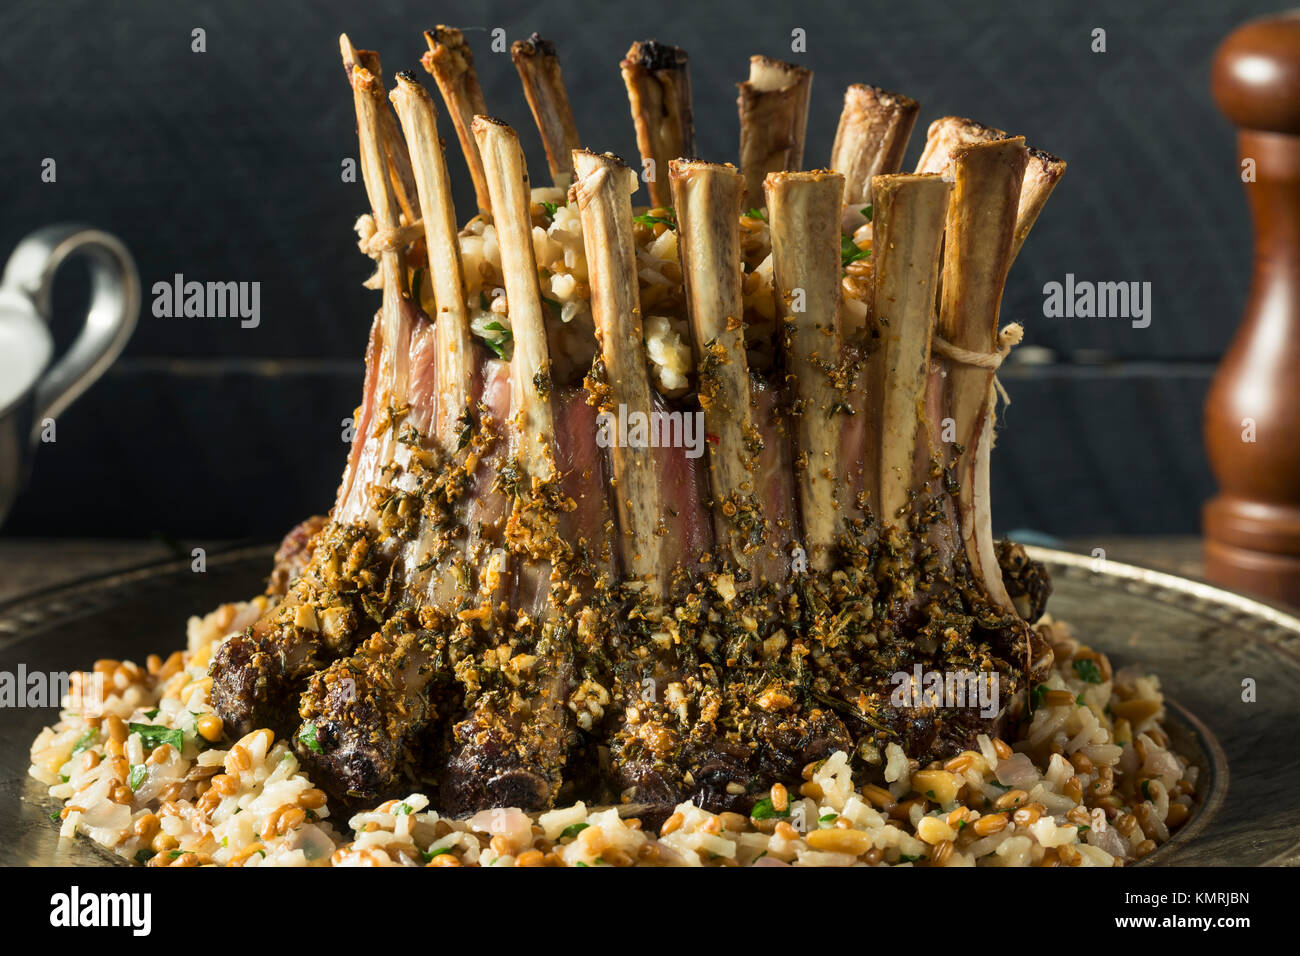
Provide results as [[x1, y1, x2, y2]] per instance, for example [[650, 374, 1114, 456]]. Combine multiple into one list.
[[573, 148, 671, 596], [764, 170, 847, 572], [620, 41, 695, 209], [389, 73, 476, 454], [423, 26, 492, 214], [868, 173, 952, 524], [389, 71, 481, 613], [511, 33, 582, 189], [472, 117, 559, 488], [669, 159, 762, 576], [340, 35, 420, 227], [737, 56, 813, 205], [829, 84, 920, 208], [337, 38, 416, 534], [914, 116, 1066, 265], [936, 137, 1029, 613]]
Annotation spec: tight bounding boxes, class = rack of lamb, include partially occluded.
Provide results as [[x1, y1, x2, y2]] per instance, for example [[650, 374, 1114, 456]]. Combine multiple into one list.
[[210, 27, 1066, 820]]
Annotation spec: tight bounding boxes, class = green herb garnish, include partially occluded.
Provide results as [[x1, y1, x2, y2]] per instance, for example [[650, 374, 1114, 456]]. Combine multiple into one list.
[[127, 723, 183, 753], [69, 727, 98, 757], [898, 853, 925, 863], [420, 846, 453, 862], [540, 200, 561, 220], [841, 234, 870, 268], [1030, 684, 1048, 710], [297, 723, 323, 755], [746, 207, 767, 222], [1141, 779, 1152, 801], [128, 765, 147, 791], [560, 822, 589, 840], [750, 796, 791, 820], [134, 849, 155, 864], [633, 207, 676, 230], [143, 708, 160, 720], [1073, 659, 1104, 684], [860, 204, 873, 222], [482, 320, 513, 359]]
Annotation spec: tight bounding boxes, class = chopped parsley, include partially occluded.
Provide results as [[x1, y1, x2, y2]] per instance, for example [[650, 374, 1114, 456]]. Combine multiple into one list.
[[746, 207, 767, 222], [482, 320, 513, 359], [541, 295, 563, 319], [540, 200, 562, 220], [818, 813, 837, 828], [860, 204, 873, 222], [143, 708, 160, 720], [841, 234, 870, 268], [134, 849, 156, 864], [395, 802, 413, 816], [128, 764, 147, 791], [898, 853, 925, 863], [1073, 659, 1104, 684], [1030, 683, 1049, 710], [560, 822, 589, 840], [1076, 824, 1091, 833], [750, 796, 790, 820], [297, 723, 323, 755], [456, 414, 473, 451], [633, 208, 676, 231], [420, 846, 453, 862], [1077, 693, 1086, 706], [1141, 779, 1152, 801], [49, 811, 61, 824], [127, 723, 183, 753], [69, 727, 98, 757]]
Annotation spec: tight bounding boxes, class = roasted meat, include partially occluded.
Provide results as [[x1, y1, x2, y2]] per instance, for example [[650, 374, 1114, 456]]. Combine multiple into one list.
[[209, 28, 1065, 817]]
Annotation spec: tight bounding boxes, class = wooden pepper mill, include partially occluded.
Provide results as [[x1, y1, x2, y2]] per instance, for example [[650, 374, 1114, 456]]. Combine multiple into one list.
[[1205, 10, 1300, 603]]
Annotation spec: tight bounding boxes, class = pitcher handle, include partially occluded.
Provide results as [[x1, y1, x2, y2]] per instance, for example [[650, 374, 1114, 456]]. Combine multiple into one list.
[[1, 224, 140, 427]]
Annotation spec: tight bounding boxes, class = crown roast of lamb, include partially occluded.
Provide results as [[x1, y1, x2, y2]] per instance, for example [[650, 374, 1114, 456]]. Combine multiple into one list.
[[210, 27, 1067, 819]]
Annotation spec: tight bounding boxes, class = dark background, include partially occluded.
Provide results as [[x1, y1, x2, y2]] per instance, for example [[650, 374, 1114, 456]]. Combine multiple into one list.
[[0, 0, 1270, 541]]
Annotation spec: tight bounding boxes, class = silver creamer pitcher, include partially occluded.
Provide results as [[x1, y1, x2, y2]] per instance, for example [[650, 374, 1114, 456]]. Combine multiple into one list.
[[0, 225, 139, 528]]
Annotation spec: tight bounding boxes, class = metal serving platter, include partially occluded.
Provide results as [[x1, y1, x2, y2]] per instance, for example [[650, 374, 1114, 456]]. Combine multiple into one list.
[[0, 544, 1296, 866]]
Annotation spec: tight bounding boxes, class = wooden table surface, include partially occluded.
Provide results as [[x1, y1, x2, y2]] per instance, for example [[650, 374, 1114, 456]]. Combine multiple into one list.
[[0, 535, 1215, 605]]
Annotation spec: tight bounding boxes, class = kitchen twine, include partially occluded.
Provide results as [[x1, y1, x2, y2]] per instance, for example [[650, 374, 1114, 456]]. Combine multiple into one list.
[[355, 214, 425, 288], [931, 322, 1024, 408]]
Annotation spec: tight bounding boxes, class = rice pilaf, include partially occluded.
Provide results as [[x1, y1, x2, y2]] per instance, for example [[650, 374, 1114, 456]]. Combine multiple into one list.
[[28, 597, 1197, 867]]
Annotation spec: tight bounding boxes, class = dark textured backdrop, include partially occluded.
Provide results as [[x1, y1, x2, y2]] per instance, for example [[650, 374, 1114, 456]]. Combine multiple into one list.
[[0, 0, 1272, 540]]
